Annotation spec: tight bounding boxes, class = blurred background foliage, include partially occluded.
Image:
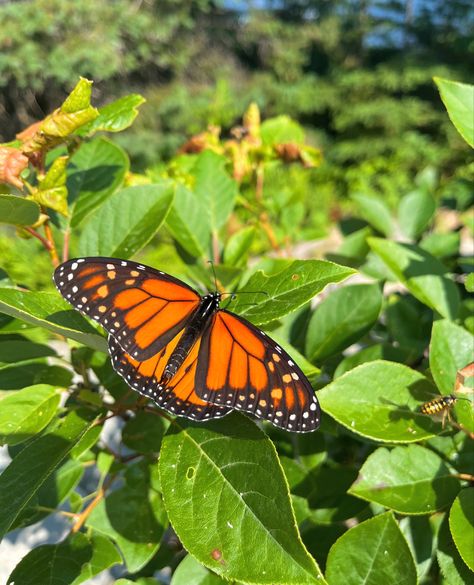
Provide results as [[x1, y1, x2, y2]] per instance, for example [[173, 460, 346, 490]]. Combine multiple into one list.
[[1, 0, 472, 202]]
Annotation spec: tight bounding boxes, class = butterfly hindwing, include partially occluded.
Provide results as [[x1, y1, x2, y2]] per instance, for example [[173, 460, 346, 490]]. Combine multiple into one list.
[[109, 334, 231, 421], [54, 257, 201, 361], [195, 310, 320, 432]]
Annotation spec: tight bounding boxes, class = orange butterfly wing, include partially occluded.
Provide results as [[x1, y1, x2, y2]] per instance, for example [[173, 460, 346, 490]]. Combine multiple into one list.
[[195, 310, 320, 432], [54, 257, 200, 360], [108, 334, 230, 421]]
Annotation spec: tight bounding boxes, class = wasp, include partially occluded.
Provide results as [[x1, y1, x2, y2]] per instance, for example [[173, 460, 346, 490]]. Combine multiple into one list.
[[420, 394, 464, 428]]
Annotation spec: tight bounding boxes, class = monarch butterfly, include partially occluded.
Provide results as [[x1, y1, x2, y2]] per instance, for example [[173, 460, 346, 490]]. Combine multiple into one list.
[[54, 257, 320, 433]]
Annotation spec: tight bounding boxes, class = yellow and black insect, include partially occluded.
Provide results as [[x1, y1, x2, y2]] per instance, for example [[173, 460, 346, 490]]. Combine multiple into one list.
[[420, 394, 458, 427]]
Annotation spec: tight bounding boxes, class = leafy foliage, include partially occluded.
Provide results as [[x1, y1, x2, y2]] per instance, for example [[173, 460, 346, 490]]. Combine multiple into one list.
[[0, 74, 472, 585]]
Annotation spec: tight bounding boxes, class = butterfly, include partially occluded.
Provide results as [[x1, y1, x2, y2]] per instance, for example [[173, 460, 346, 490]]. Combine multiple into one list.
[[54, 257, 320, 432]]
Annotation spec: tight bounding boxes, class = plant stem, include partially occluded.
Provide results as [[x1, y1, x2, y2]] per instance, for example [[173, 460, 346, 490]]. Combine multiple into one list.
[[44, 221, 60, 267]]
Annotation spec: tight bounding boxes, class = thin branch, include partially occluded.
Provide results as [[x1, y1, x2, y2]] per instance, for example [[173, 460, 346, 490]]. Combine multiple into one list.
[[23, 226, 53, 250], [71, 474, 115, 533], [43, 221, 60, 267]]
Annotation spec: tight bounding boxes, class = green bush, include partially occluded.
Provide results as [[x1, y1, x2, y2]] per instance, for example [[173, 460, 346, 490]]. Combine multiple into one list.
[[0, 77, 472, 584]]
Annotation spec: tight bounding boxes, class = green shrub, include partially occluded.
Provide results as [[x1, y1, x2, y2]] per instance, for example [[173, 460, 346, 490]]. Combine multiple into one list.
[[0, 77, 472, 585]]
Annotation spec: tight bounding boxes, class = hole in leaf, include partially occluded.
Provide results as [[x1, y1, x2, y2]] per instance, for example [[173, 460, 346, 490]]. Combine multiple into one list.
[[186, 466, 195, 480]]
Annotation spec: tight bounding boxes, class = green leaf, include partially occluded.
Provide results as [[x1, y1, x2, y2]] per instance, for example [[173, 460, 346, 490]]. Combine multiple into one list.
[[87, 462, 167, 572], [68, 137, 129, 227], [430, 319, 474, 394], [42, 78, 99, 138], [349, 444, 460, 514], [325, 512, 417, 585], [223, 226, 257, 267], [8, 532, 92, 585], [334, 343, 413, 378], [71, 533, 122, 585], [122, 411, 168, 455], [0, 339, 55, 364], [193, 151, 238, 232], [12, 458, 84, 530], [0, 288, 107, 352], [420, 232, 460, 258], [79, 94, 146, 135], [261, 116, 305, 145], [434, 77, 474, 148], [32, 156, 69, 216], [7, 532, 121, 585], [231, 260, 355, 326], [0, 408, 97, 538], [399, 516, 437, 582], [385, 294, 431, 356], [78, 183, 173, 259], [368, 238, 460, 319], [398, 190, 436, 239], [0, 384, 61, 446], [449, 488, 474, 571], [0, 194, 40, 226], [437, 514, 474, 585], [465, 273, 474, 293], [336, 226, 372, 262], [166, 183, 211, 258], [306, 284, 382, 362], [319, 361, 439, 443], [159, 413, 324, 585], [171, 555, 227, 585], [351, 193, 393, 236]]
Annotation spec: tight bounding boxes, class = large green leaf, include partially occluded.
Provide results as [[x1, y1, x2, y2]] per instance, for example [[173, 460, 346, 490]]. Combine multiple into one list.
[[349, 444, 460, 514], [351, 193, 393, 236], [306, 284, 382, 362], [231, 260, 355, 326], [318, 361, 440, 442], [325, 512, 417, 585], [193, 150, 238, 232], [430, 319, 474, 394], [77, 183, 173, 258], [166, 183, 211, 258], [159, 414, 324, 585], [398, 190, 436, 239], [0, 408, 97, 538], [368, 238, 460, 319], [0, 194, 40, 226], [0, 288, 106, 351], [7, 532, 121, 585], [449, 488, 474, 572], [87, 461, 167, 572], [434, 77, 474, 148], [68, 137, 129, 227], [0, 384, 61, 446]]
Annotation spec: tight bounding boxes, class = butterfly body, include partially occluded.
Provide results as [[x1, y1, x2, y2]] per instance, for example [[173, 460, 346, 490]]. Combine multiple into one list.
[[161, 292, 221, 383], [54, 257, 320, 432]]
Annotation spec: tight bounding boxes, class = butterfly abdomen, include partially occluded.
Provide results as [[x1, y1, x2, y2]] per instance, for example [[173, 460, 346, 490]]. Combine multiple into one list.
[[420, 395, 457, 415], [162, 292, 220, 383]]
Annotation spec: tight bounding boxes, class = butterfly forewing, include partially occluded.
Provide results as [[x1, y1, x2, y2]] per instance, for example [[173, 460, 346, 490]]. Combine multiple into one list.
[[195, 310, 320, 432], [54, 257, 201, 361]]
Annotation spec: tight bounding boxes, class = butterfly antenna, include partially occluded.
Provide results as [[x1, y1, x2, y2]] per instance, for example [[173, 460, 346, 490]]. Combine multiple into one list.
[[207, 260, 219, 292]]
